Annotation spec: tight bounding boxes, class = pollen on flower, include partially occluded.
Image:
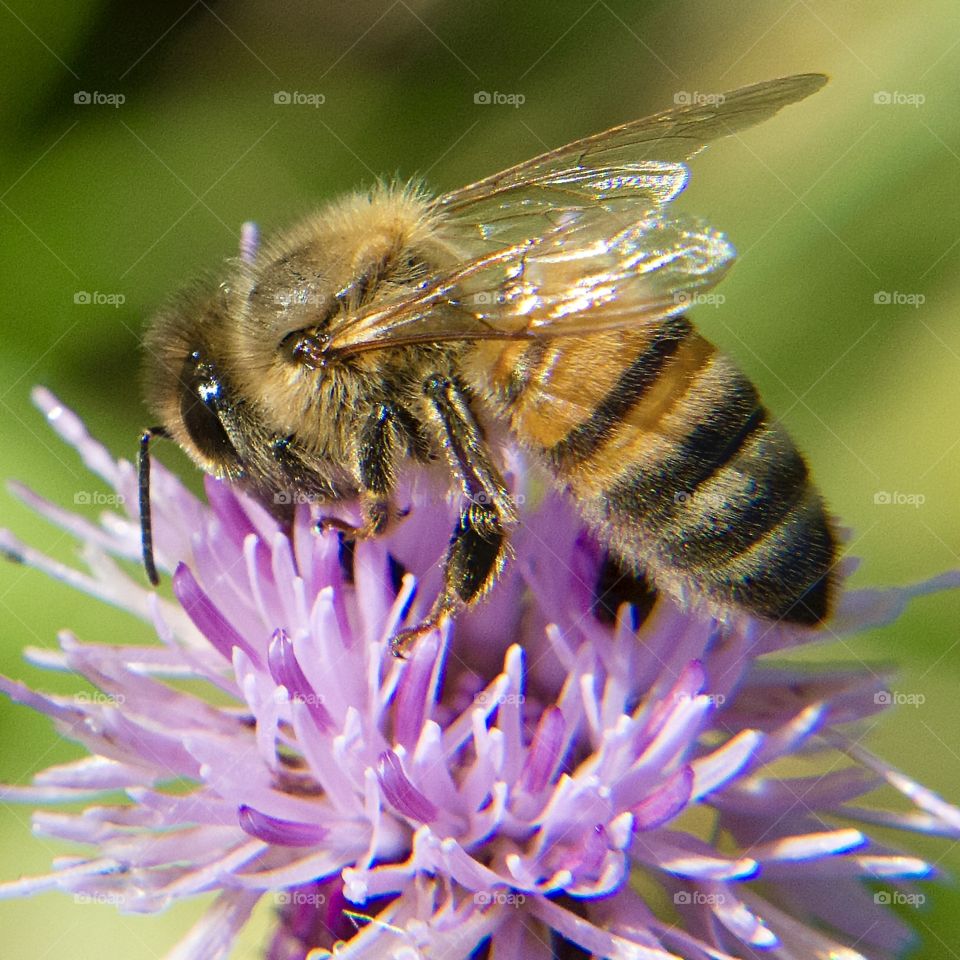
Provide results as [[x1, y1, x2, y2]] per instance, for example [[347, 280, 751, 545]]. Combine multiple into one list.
[[1, 388, 959, 960]]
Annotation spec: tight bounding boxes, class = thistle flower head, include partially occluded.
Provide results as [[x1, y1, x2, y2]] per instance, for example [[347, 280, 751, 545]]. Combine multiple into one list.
[[2, 388, 960, 960]]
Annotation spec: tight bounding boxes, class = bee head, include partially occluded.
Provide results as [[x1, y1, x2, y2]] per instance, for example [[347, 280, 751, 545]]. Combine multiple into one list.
[[140, 301, 248, 586], [143, 285, 247, 481]]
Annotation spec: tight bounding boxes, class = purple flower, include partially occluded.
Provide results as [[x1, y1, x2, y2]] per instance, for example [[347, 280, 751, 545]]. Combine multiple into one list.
[[2, 388, 960, 960]]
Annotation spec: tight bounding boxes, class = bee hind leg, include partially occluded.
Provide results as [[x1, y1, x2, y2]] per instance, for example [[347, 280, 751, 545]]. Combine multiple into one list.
[[390, 375, 514, 659], [592, 553, 658, 627]]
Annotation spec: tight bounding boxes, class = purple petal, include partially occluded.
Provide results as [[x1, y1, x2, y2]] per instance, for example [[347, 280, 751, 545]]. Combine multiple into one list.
[[691, 730, 763, 800], [38, 756, 157, 789], [377, 751, 438, 823], [238, 806, 329, 847], [173, 563, 261, 667], [713, 895, 779, 948], [164, 890, 261, 960], [633, 766, 694, 831], [394, 631, 441, 749], [202, 478, 256, 552], [267, 630, 333, 732], [239, 221, 259, 262], [520, 706, 566, 795], [747, 828, 866, 864], [634, 831, 758, 881], [31, 387, 121, 486], [529, 895, 676, 960]]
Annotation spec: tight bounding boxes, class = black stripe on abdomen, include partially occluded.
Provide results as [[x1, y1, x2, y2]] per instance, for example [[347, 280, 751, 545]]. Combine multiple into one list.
[[547, 316, 693, 467], [602, 366, 764, 528], [661, 423, 810, 570], [710, 493, 835, 623]]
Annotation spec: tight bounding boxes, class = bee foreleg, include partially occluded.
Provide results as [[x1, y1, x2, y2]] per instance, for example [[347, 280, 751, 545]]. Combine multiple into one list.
[[317, 402, 400, 540], [315, 500, 388, 540], [390, 376, 513, 658]]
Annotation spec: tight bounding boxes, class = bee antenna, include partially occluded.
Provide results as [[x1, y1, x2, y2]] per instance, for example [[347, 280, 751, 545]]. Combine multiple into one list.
[[139, 426, 170, 587]]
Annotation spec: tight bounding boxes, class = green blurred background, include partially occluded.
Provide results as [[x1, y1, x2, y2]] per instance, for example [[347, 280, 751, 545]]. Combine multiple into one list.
[[1, 0, 959, 956]]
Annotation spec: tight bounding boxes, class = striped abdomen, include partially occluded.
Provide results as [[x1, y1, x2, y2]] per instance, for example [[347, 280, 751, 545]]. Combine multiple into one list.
[[472, 316, 835, 624]]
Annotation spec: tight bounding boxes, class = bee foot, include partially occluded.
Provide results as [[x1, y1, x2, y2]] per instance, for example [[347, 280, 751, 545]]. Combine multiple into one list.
[[315, 515, 364, 539], [389, 617, 443, 659]]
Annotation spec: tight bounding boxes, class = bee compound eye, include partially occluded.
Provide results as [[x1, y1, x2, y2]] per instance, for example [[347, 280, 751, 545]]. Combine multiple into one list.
[[178, 353, 240, 467], [181, 390, 238, 465]]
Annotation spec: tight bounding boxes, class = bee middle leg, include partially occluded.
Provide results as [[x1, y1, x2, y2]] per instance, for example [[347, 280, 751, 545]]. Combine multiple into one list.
[[390, 375, 515, 658]]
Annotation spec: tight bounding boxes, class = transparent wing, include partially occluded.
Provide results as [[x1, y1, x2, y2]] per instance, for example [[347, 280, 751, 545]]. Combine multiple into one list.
[[436, 74, 826, 245], [324, 74, 824, 356], [325, 205, 735, 355]]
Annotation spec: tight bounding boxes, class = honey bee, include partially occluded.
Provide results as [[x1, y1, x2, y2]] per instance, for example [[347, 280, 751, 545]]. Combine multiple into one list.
[[141, 73, 834, 654]]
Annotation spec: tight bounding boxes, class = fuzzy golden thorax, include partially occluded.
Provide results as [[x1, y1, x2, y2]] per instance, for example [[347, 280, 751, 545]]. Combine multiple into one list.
[[143, 184, 466, 506]]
